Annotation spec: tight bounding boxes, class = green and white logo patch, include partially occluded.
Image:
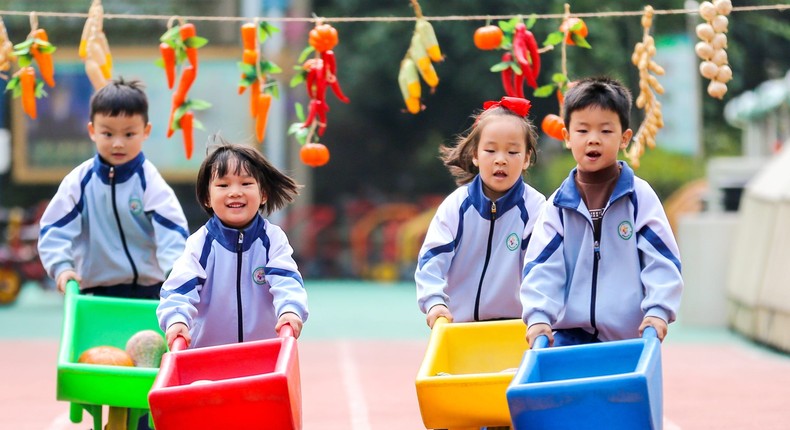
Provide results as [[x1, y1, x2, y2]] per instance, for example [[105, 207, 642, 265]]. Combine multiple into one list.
[[129, 197, 143, 215], [506, 233, 520, 251]]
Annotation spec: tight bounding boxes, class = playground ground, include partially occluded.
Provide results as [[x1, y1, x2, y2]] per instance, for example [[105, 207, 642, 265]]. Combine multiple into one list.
[[2, 281, 790, 429]]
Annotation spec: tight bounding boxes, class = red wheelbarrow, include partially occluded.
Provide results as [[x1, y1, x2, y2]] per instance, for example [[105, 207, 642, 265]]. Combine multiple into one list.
[[148, 325, 302, 430]]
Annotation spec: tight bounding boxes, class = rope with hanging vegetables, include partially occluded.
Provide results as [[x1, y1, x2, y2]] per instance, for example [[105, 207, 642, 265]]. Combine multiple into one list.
[[397, 0, 443, 114]]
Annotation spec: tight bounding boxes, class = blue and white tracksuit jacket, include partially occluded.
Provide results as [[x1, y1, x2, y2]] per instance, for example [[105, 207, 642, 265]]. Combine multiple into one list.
[[416, 175, 546, 322], [521, 162, 683, 341], [38, 153, 189, 289], [157, 214, 309, 348]]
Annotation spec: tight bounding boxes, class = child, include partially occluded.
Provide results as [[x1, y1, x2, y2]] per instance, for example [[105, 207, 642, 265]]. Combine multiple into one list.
[[416, 97, 546, 328], [521, 76, 683, 348], [38, 78, 189, 298], [157, 136, 308, 349]]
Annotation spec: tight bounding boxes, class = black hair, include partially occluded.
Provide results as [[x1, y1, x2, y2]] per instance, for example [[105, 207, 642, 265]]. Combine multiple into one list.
[[563, 76, 632, 131], [89, 77, 149, 124], [195, 134, 301, 216], [439, 105, 538, 186]]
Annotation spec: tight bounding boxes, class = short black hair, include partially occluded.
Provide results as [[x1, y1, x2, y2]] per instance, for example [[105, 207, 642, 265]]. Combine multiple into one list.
[[89, 77, 149, 124], [563, 76, 632, 131], [195, 134, 301, 216]]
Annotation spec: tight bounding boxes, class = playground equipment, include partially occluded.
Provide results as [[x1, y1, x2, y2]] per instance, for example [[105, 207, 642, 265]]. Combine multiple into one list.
[[415, 317, 528, 429], [56, 281, 161, 430], [148, 325, 302, 429], [350, 203, 420, 280], [506, 327, 663, 430]]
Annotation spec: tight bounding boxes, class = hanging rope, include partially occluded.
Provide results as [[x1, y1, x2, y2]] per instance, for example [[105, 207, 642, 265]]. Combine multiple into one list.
[[0, 5, 787, 24]]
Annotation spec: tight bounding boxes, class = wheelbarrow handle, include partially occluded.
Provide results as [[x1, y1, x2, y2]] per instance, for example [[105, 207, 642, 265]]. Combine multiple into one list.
[[278, 323, 294, 338], [532, 334, 550, 350], [171, 335, 187, 352], [642, 326, 658, 339]]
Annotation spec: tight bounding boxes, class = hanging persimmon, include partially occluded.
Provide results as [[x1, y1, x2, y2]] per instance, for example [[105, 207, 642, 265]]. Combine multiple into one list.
[[473, 25, 503, 50], [308, 23, 338, 53]]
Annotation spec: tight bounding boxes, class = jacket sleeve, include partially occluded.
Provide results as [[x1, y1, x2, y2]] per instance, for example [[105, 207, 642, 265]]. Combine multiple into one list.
[[37, 167, 85, 280], [520, 197, 567, 328], [265, 224, 309, 323], [634, 183, 683, 324], [157, 229, 208, 332], [143, 165, 189, 275], [414, 195, 460, 314], [523, 187, 547, 246]]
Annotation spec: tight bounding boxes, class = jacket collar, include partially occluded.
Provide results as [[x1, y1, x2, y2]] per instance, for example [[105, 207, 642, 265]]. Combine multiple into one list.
[[92, 152, 145, 185], [554, 160, 635, 210], [206, 213, 265, 252], [468, 174, 526, 220]]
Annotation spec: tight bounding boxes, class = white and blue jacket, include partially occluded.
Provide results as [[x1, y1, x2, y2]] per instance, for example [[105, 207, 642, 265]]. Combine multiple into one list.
[[157, 214, 308, 348], [416, 175, 546, 322], [521, 162, 683, 341], [38, 153, 188, 289]]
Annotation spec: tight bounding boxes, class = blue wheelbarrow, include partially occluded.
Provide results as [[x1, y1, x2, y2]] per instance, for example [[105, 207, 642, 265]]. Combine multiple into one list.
[[506, 327, 663, 430]]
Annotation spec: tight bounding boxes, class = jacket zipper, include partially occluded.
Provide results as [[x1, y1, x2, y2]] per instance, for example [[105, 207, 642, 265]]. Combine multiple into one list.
[[589, 207, 605, 339], [473, 201, 496, 321], [109, 166, 139, 287], [236, 231, 244, 342]]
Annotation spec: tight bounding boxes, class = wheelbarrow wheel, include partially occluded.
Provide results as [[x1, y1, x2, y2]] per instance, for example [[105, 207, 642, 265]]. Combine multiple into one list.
[[0, 267, 21, 305]]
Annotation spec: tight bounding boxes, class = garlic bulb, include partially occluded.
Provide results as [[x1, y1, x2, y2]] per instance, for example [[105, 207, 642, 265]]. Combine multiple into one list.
[[697, 1, 732, 99]]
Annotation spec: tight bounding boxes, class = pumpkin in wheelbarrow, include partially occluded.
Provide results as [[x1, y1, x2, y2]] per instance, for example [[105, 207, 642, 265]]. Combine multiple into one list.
[[126, 329, 167, 368], [78, 346, 134, 367]]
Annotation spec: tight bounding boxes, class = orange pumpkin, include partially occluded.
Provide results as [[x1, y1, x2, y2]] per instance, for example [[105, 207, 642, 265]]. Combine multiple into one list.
[[541, 114, 565, 141], [300, 143, 330, 167], [78, 345, 135, 366], [473, 25, 503, 50], [309, 24, 338, 53]]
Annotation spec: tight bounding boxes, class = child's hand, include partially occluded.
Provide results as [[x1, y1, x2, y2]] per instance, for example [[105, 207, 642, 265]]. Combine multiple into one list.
[[55, 270, 81, 293], [276, 312, 303, 339], [527, 323, 553, 348], [165, 322, 191, 349], [426, 304, 453, 329], [639, 316, 668, 342]]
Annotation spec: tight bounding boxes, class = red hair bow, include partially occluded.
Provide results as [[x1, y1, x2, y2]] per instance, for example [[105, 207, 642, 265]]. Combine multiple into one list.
[[483, 96, 532, 117]]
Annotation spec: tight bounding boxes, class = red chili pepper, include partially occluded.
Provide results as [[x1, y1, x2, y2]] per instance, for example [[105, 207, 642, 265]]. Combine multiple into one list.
[[314, 60, 327, 103], [500, 53, 516, 97], [513, 71, 525, 98], [159, 43, 176, 89], [524, 29, 541, 86], [316, 100, 328, 136], [179, 111, 194, 159], [321, 50, 337, 75], [303, 99, 318, 128], [513, 24, 537, 89], [305, 68, 317, 99]]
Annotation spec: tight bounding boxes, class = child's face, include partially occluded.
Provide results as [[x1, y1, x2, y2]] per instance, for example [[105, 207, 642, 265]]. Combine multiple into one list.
[[88, 113, 151, 166], [563, 106, 632, 173], [473, 115, 530, 201], [207, 161, 266, 229]]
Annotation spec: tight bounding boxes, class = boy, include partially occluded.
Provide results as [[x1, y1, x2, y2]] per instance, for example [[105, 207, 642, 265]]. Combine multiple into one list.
[[521, 76, 682, 347], [38, 78, 189, 299]]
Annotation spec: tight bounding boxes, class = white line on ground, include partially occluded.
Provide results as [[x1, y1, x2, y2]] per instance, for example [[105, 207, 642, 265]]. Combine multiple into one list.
[[339, 341, 371, 430], [665, 416, 682, 430]]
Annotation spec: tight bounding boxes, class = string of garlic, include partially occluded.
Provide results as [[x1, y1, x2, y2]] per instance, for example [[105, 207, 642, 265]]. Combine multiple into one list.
[[627, 5, 665, 168], [696, 0, 732, 99]]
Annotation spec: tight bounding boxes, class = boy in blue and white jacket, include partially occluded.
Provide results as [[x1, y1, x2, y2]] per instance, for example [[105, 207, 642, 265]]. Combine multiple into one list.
[[38, 78, 188, 298], [521, 77, 682, 347], [157, 137, 308, 349], [416, 97, 545, 327]]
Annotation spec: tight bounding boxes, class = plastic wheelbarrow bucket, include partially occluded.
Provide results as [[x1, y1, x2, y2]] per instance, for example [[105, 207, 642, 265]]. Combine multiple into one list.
[[56, 281, 162, 423], [506, 327, 663, 430], [148, 325, 301, 430], [415, 317, 528, 429]]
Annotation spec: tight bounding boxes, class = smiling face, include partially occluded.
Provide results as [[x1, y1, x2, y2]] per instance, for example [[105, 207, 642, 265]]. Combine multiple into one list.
[[207, 159, 266, 229], [88, 113, 151, 166], [473, 115, 530, 201], [563, 106, 632, 173]]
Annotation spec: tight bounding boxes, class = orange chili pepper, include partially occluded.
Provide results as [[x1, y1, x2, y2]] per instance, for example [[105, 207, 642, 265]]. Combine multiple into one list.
[[250, 82, 260, 118], [19, 67, 37, 119], [173, 65, 196, 107], [159, 43, 176, 89], [179, 111, 194, 159], [31, 29, 55, 87], [241, 23, 257, 50], [255, 93, 272, 142], [179, 24, 198, 68]]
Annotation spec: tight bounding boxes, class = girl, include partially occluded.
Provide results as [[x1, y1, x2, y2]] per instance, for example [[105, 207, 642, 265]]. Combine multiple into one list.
[[157, 135, 308, 349], [416, 96, 546, 328]]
